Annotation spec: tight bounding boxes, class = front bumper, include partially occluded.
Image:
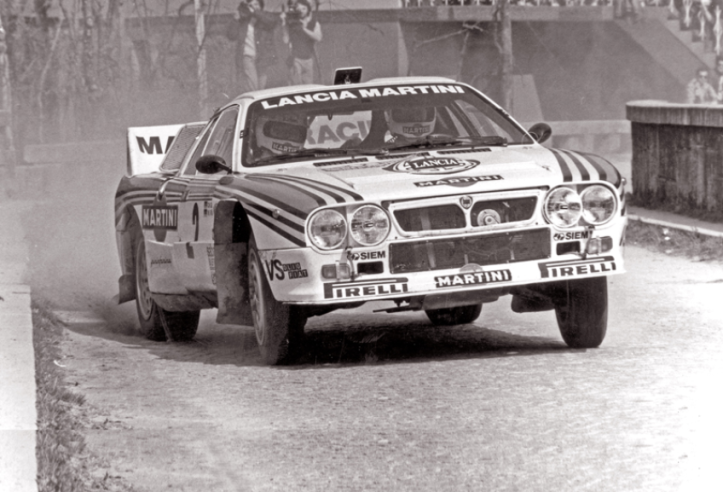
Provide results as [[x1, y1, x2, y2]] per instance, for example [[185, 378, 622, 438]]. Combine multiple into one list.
[[260, 221, 626, 305]]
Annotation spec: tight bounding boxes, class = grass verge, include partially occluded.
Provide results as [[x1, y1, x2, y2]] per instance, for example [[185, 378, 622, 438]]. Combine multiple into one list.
[[626, 218, 723, 262], [33, 301, 135, 492]]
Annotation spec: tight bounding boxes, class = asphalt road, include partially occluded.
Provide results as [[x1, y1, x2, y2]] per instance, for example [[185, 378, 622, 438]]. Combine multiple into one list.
[[55, 245, 723, 492]]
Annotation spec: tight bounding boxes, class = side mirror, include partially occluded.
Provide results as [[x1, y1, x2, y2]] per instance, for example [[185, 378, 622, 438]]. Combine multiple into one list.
[[527, 123, 552, 144], [196, 155, 232, 175]]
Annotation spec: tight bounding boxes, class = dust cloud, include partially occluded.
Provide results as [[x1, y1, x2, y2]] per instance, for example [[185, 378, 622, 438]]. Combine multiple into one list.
[[21, 150, 138, 334]]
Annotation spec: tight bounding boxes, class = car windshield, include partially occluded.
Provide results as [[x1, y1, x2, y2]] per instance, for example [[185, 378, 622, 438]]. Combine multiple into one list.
[[242, 83, 533, 167]]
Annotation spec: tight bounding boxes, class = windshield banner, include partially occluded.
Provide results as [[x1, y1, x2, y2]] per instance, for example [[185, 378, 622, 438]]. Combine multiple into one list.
[[261, 84, 466, 110]]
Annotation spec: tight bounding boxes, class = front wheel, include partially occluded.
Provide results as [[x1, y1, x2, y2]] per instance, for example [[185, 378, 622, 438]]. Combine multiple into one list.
[[425, 304, 482, 326], [134, 236, 199, 342], [248, 237, 306, 365], [553, 277, 608, 348]]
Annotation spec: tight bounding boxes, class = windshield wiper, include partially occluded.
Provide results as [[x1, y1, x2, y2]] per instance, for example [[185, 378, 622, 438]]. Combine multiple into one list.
[[385, 135, 507, 152], [254, 146, 392, 165], [254, 148, 357, 164]]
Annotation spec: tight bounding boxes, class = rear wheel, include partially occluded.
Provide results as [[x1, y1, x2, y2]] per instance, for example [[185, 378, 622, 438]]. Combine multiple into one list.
[[554, 277, 608, 348], [134, 237, 199, 342], [425, 304, 482, 326], [248, 237, 306, 365]]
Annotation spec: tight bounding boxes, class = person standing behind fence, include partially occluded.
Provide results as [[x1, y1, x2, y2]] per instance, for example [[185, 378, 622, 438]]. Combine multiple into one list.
[[281, 0, 322, 85], [227, 0, 279, 94], [687, 67, 718, 103]]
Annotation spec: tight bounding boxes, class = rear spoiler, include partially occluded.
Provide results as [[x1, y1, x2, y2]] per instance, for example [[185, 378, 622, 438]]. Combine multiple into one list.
[[126, 122, 205, 176]]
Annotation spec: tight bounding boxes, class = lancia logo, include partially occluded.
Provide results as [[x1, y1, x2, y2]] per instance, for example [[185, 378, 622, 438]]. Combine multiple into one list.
[[384, 157, 480, 175], [459, 196, 473, 209]]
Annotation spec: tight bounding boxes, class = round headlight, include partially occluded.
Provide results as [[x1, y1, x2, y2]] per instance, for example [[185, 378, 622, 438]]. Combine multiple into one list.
[[581, 185, 616, 225], [350, 205, 390, 246], [308, 209, 347, 250], [544, 187, 582, 228]]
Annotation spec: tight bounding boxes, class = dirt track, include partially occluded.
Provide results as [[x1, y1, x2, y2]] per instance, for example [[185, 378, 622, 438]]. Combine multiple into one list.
[[46, 245, 723, 492]]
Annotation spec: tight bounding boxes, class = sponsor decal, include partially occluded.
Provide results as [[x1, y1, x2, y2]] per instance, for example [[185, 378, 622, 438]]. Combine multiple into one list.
[[435, 269, 511, 289], [150, 258, 172, 267], [324, 277, 409, 299], [136, 135, 174, 155], [272, 142, 300, 153], [414, 175, 503, 188], [553, 231, 592, 241], [386, 157, 480, 175], [347, 251, 386, 261], [403, 125, 430, 135], [307, 115, 370, 146], [260, 85, 466, 110], [141, 200, 178, 242], [265, 260, 309, 281], [538, 256, 616, 278], [203, 200, 214, 217]]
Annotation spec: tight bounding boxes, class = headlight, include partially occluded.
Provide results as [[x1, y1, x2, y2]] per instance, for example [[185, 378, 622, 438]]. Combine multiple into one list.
[[308, 209, 347, 250], [350, 205, 390, 246], [544, 187, 582, 228], [581, 185, 616, 225]]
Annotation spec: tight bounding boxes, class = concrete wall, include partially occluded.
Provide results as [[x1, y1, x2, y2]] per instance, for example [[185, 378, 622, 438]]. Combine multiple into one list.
[[627, 100, 723, 218]]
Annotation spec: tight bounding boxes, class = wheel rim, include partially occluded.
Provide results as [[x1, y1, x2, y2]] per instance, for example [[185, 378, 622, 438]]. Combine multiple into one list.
[[249, 249, 267, 346], [136, 242, 154, 320]]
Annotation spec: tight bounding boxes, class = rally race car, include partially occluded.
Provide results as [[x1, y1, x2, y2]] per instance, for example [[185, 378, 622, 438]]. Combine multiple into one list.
[[115, 69, 626, 365]]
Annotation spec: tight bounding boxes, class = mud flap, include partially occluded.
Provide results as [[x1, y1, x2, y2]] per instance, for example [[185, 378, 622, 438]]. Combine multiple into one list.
[[215, 242, 253, 326], [118, 274, 135, 304]]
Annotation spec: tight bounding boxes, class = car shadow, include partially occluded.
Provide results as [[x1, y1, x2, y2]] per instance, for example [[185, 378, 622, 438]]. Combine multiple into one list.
[[62, 306, 577, 369]]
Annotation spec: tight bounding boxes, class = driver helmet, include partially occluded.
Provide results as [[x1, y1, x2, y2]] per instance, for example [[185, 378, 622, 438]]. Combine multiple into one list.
[[385, 106, 436, 140], [254, 112, 308, 155]]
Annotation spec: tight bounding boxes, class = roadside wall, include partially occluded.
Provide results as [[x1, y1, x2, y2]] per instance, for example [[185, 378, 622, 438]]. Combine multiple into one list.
[[627, 100, 723, 217]]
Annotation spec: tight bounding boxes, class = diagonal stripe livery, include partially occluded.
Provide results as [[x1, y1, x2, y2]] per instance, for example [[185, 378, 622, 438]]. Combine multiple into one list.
[[548, 148, 621, 187]]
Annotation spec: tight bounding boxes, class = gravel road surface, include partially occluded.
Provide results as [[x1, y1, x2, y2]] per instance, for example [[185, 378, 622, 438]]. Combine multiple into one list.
[[49, 246, 723, 492]]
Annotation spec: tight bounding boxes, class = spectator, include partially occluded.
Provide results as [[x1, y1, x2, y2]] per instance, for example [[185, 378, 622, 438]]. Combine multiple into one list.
[[686, 67, 718, 103], [281, 0, 322, 85], [227, 0, 279, 94], [714, 57, 723, 100], [614, 0, 641, 21]]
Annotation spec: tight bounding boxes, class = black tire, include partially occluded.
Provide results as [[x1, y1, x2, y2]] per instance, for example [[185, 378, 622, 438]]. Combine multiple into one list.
[[425, 303, 482, 326], [134, 236, 200, 342], [248, 237, 306, 365], [554, 277, 608, 348]]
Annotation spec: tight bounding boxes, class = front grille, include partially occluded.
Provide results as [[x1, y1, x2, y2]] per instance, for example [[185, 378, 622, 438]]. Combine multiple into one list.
[[470, 197, 537, 226], [395, 204, 465, 232], [392, 196, 538, 233], [389, 228, 551, 274]]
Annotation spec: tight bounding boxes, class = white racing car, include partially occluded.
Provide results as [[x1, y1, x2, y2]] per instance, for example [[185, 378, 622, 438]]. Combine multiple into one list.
[[115, 69, 626, 364]]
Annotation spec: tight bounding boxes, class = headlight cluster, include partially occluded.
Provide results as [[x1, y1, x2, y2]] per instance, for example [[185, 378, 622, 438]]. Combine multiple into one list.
[[308, 205, 390, 250], [544, 185, 616, 228]]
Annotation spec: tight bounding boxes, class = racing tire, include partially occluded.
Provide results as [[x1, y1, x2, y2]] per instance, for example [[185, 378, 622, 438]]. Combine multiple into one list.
[[134, 237, 200, 342], [248, 237, 306, 365], [553, 277, 608, 349], [425, 304, 482, 326]]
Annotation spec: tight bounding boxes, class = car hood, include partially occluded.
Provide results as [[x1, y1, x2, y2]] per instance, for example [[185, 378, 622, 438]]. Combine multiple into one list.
[[244, 146, 622, 206]]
